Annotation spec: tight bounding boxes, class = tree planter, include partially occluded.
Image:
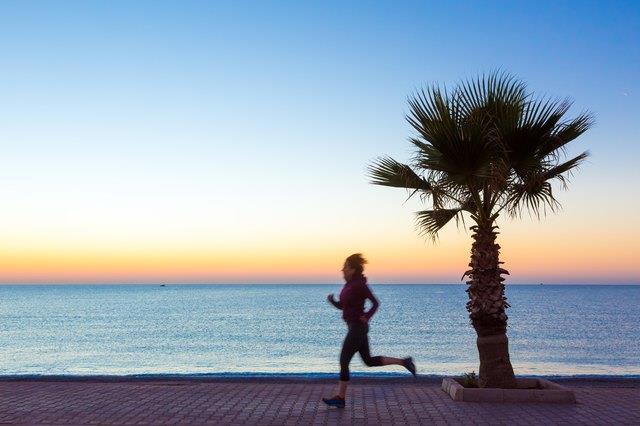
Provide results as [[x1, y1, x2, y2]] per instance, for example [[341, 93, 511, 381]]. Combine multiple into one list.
[[441, 377, 575, 403]]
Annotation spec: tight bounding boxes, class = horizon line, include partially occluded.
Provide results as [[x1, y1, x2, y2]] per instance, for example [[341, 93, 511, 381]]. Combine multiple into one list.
[[0, 282, 638, 286]]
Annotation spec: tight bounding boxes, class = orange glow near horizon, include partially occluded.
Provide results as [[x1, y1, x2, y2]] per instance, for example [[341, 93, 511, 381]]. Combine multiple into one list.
[[1, 219, 637, 284], [0, 160, 637, 285]]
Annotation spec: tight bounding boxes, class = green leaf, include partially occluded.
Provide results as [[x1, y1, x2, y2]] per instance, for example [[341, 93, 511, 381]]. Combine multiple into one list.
[[507, 181, 559, 219], [542, 151, 590, 188], [415, 208, 463, 238], [368, 157, 433, 191]]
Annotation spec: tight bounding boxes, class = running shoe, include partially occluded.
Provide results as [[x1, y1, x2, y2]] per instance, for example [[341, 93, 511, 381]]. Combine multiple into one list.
[[322, 395, 346, 408], [404, 357, 417, 377]]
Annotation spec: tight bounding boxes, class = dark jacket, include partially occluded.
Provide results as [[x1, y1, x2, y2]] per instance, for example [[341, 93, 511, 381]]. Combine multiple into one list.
[[329, 274, 379, 323]]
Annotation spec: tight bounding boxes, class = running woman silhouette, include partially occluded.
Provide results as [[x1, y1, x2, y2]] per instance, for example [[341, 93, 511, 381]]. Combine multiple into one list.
[[322, 253, 416, 408]]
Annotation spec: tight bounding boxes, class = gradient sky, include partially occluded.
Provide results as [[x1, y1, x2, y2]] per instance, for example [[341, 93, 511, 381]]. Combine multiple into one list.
[[0, 1, 638, 284]]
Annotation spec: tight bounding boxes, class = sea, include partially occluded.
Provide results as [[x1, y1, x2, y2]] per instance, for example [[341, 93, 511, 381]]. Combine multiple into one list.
[[0, 284, 638, 378]]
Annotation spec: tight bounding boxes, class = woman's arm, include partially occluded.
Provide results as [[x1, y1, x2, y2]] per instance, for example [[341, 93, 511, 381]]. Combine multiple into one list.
[[327, 293, 342, 310], [362, 285, 379, 320]]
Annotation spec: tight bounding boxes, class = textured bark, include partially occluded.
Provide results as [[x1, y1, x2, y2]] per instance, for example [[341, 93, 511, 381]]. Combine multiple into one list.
[[477, 334, 515, 388], [463, 223, 516, 388]]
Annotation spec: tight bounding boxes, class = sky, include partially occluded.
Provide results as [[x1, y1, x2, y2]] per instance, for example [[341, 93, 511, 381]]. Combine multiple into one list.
[[0, 1, 638, 284]]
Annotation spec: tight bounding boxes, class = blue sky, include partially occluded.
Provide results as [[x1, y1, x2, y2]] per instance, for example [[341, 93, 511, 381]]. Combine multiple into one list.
[[0, 1, 638, 284]]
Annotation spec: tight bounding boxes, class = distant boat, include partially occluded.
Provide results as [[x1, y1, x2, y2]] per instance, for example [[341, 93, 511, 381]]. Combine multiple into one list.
[[539, 283, 544, 285], [160, 284, 166, 287]]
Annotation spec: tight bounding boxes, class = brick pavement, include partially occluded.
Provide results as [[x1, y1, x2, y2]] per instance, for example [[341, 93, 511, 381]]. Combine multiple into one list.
[[0, 378, 638, 425]]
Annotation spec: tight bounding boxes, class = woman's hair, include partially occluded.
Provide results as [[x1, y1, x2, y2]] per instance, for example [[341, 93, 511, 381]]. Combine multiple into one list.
[[345, 253, 367, 275]]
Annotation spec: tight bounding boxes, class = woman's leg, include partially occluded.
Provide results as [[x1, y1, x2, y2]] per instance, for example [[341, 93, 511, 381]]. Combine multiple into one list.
[[336, 326, 360, 398], [357, 331, 385, 367], [378, 356, 406, 366], [358, 326, 413, 369], [337, 380, 348, 399]]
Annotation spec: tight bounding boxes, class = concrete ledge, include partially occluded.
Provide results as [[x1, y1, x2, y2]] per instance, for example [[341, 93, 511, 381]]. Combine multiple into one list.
[[441, 377, 576, 403]]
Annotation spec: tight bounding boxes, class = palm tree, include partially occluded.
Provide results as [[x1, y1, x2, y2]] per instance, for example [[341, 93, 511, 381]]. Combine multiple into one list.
[[368, 72, 592, 388]]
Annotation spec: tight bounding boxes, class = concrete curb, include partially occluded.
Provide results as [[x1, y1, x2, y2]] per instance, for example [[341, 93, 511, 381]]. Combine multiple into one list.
[[442, 377, 576, 403]]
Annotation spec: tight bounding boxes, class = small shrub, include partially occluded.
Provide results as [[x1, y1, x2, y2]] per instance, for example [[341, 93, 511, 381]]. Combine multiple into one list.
[[461, 371, 478, 388]]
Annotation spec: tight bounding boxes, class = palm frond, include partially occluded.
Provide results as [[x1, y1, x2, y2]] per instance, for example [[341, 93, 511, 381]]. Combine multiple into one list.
[[415, 208, 463, 239], [407, 86, 496, 185], [507, 181, 560, 219], [552, 112, 594, 144], [540, 113, 594, 159], [521, 98, 570, 134], [541, 151, 589, 189], [368, 156, 433, 191], [407, 87, 460, 151], [455, 70, 527, 121]]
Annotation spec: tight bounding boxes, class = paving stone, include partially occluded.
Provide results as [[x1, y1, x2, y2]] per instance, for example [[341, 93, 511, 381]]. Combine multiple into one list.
[[0, 379, 637, 425]]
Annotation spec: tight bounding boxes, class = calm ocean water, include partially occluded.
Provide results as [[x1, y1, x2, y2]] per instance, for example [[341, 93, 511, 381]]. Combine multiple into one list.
[[0, 285, 638, 377]]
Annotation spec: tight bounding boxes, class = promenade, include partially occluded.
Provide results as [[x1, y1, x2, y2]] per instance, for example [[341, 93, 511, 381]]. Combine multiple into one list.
[[0, 377, 638, 425]]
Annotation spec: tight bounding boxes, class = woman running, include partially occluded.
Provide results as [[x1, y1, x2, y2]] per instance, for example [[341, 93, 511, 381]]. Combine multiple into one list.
[[322, 253, 416, 408]]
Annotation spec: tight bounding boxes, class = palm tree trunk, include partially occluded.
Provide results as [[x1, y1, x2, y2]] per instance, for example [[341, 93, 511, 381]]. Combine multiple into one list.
[[464, 223, 516, 388]]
